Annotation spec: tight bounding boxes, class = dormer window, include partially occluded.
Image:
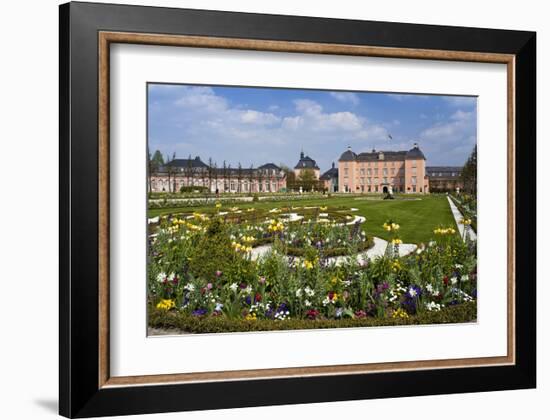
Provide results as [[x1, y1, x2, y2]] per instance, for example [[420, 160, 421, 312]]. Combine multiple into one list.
[[378, 152, 384, 160]]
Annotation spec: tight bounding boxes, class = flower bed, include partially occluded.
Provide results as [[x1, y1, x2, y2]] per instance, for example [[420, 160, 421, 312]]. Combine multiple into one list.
[[148, 204, 477, 331], [149, 301, 476, 333]]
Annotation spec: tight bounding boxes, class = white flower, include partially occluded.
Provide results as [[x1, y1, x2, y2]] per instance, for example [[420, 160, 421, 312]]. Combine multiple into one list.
[[229, 283, 238, 292], [304, 286, 315, 297], [461, 274, 469, 282], [426, 301, 442, 312], [426, 284, 433, 293], [156, 272, 166, 283], [295, 288, 303, 297], [408, 287, 417, 298], [305, 300, 312, 307], [167, 273, 175, 281], [185, 283, 195, 292], [215, 303, 224, 311], [450, 276, 458, 285], [244, 285, 252, 294], [455, 264, 463, 269]]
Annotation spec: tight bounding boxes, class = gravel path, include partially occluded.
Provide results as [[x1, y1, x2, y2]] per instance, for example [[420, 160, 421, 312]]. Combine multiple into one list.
[[447, 196, 477, 241]]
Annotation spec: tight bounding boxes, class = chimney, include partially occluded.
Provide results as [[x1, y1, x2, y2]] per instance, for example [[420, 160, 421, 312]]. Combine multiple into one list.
[[332, 162, 335, 169]]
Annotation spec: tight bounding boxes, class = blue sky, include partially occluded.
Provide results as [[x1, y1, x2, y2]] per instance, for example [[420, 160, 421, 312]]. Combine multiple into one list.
[[148, 83, 477, 172]]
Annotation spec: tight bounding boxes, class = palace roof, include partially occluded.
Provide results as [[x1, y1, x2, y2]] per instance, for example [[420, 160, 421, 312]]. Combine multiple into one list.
[[166, 156, 209, 168], [294, 152, 320, 170], [339, 144, 426, 162], [320, 163, 338, 180]]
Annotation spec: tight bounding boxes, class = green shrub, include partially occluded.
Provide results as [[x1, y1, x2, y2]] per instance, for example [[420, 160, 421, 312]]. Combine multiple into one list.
[[179, 186, 209, 193], [188, 219, 239, 280]]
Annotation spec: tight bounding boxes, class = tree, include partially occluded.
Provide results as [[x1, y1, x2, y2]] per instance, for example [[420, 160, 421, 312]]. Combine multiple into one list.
[[461, 146, 477, 195], [297, 169, 318, 192], [151, 150, 164, 168], [166, 153, 178, 193], [280, 164, 294, 191], [247, 164, 255, 194], [148, 149, 164, 193], [185, 154, 194, 187], [237, 162, 243, 193], [207, 157, 214, 193]]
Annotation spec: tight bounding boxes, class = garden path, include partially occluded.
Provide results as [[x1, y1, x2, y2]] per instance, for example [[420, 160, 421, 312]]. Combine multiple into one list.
[[446, 196, 477, 241]]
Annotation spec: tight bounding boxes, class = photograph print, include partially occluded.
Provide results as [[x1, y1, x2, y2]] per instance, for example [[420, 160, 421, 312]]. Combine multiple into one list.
[[146, 83, 478, 335]]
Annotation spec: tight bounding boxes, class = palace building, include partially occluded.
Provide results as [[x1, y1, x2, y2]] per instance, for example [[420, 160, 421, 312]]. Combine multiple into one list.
[[294, 151, 320, 180], [338, 143, 429, 193], [320, 162, 339, 193], [426, 166, 463, 193], [149, 157, 286, 193]]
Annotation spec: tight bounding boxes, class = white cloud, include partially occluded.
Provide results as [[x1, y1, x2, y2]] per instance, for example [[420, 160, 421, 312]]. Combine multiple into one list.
[[174, 86, 227, 113], [151, 87, 398, 170], [239, 110, 280, 125], [329, 92, 359, 105], [419, 108, 476, 165]]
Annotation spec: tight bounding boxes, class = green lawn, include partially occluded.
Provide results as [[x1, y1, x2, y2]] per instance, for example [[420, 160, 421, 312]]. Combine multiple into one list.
[[148, 194, 457, 244]]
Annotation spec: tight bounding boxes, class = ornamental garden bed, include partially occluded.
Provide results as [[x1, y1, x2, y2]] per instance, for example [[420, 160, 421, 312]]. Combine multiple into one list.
[[148, 203, 477, 333]]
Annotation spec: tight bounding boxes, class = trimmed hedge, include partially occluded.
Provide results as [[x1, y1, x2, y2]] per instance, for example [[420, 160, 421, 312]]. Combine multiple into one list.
[[149, 301, 476, 334], [286, 236, 374, 257]]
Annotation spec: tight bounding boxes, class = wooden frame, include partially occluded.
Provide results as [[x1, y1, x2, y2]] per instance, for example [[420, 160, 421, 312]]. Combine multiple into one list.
[[60, 1, 536, 417]]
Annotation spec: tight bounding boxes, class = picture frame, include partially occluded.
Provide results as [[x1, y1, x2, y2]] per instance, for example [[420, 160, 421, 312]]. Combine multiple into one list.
[[59, 1, 536, 418]]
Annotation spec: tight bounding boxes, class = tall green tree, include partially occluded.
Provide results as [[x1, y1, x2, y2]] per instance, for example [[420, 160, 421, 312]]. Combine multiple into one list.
[[461, 146, 477, 195], [297, 169, 318, 192]]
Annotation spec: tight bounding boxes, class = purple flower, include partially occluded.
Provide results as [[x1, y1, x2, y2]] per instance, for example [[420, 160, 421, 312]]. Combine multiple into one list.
[[259, 276, 266, 285], [206, 283, 213, 290], [407, 285, 422, 299], [192, 308, 208, 316], [215, 270, 222, 277]]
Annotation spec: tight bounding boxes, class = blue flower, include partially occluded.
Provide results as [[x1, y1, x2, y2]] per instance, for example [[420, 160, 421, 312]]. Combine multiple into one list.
[[192, 308, 208, 316]]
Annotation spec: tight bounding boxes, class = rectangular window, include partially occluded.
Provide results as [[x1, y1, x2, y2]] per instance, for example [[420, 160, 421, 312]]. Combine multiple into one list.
[[344, 168, 349, 176], [383, 168, 388, 176], [383, 177, 388, 184], [412, 176, 417, 185], [412, 167, 417, 175], [367, 169, 372, 176], [374, 168, 379, 175], [374, 177, 378, 184], [367, 178, 371, 185]]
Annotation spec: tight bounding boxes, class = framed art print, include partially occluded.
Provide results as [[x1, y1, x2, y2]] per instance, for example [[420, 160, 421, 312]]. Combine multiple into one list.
[[59, 2, 536, 418]]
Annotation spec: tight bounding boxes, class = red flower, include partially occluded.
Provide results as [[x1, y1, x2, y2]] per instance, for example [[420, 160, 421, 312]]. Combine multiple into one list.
[[306, 309, 320, 320], [328, 291, 335, 300], [443, 276, 449, 286], [354, 310, 367, 318], [255, 292, 262, 302]]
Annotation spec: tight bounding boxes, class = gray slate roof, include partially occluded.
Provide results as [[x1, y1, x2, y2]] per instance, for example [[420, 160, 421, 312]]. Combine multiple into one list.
[[166, 157, 209, 168], [320, 166, 338, 180], [294, 154, 320, 170], [339, 145, 426, 162]]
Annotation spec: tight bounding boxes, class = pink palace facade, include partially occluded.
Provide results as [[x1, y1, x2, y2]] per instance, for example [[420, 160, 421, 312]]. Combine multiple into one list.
[[338, 143, 429, 194]]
